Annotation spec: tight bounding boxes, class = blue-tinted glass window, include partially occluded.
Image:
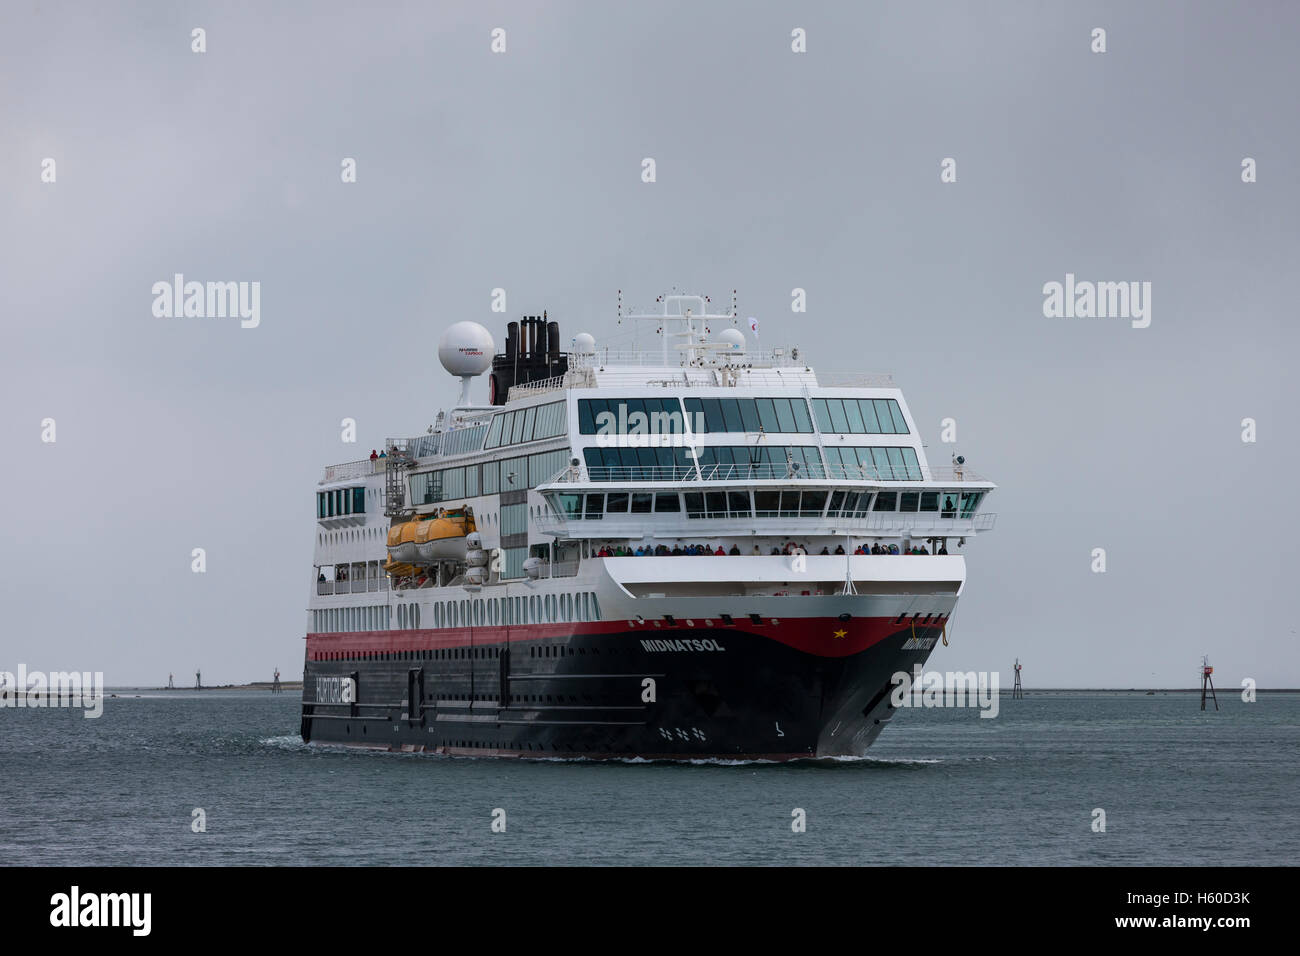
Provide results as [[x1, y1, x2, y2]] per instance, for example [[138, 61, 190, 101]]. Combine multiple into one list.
[[701, 398, 724, 432], [720, 399, 744, 432], [812, 398, 832, 432], [888, 401, 907, 433], [827, 399, 849, 433], [791, 400, 813, 433], [844, 400, 865, 433], [886, 447, 907, 480], [858, 400, 880, 433], [773, 399, 796, 432]]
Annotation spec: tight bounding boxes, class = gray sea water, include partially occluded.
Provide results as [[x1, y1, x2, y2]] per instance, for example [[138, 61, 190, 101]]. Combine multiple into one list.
[[2, 690, 1296, 866]]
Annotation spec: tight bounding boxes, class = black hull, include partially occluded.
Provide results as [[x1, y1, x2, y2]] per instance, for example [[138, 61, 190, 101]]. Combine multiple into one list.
[[300, 621, 944, 759]]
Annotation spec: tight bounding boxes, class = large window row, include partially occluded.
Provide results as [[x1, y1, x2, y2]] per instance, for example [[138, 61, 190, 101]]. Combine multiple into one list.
[[400, 592, 602, 627], [873, 490, 983, 515], [548, 488, 985, 521], [824, 446, 922, 481], [485, 401, 567, 449], [683, 397, 814, 434], [578, 398, 687, 435], [552, 491, 683, 519], [318, 487, 366, 518], [812, 398, 909, 434], [312, 604, 391, 633], [696, 445, 825, 479], [582, 445, 698, 481], [554, 488, 879, 521], [411, 448, 571, 504], [442, 423, 490, 456]]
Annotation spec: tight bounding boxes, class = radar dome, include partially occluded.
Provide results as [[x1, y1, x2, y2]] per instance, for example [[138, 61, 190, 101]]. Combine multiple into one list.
[[438, 322, 495, 377], [572, 332, 596, 355], [718, 328, 746, 352]]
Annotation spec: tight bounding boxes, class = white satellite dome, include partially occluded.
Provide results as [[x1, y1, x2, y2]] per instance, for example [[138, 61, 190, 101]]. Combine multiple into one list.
[[438, 322, 495, 377], [572, 332, 596, 355], [717, 327, 746, 352]]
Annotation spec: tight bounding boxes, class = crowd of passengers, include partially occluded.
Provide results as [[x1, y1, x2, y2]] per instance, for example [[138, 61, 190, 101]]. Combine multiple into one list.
[[595, 540, 948, 557]]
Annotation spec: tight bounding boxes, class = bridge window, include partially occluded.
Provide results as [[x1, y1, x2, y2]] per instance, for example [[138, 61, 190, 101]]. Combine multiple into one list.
[[754, 491, 779, 517], [920, 492, 939, 512], [728, 491, 752, 517], [874, 492, 897, 511], [684, 397, 814, 434], [578, 398, 685, 435], [812, 398, 909, 435], [606, 492, 629, 513], [960, 492, 983, 517], [899, 492, 919, 513], [655, 493, 681, 512], [631, 492, 654, 513], [800, 491, 827, 516]]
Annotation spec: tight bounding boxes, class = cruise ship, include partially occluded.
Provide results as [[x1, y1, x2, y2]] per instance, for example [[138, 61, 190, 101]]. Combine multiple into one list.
[[300, 294, 996, 758]]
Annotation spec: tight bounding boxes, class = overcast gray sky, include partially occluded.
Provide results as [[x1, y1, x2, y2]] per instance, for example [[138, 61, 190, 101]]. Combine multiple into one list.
[[2, 1, 1297, 687]]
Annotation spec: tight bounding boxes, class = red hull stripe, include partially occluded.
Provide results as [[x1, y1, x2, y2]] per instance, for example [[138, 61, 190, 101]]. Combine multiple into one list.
[[304, 615, 945, 660]]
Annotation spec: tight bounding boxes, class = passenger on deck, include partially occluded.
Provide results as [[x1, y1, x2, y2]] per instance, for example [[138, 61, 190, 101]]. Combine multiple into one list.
[[715, 546, 726, 556], [671, 545, 683, 556], [819, 547, 830, 555], [888, 544, 899, 555], [729, 544, 741, 556], [770, 547, 781, 555], [378, 450, 387, 458], [835, 545, 846, 555], [369, 449, 378, 461], [752, 545, 762, 555], [938, 543, 949, 555], [318, 572, 326, 581]]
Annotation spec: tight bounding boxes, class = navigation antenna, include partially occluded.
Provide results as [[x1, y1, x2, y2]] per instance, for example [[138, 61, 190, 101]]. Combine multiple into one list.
[[621, 293, 740, 367]]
